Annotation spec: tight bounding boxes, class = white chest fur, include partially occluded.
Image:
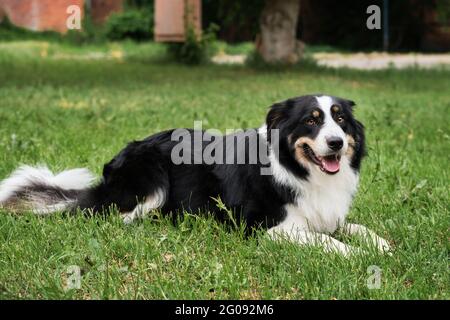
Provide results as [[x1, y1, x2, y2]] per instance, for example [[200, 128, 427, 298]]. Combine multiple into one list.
[[269, 151, 359, 234]]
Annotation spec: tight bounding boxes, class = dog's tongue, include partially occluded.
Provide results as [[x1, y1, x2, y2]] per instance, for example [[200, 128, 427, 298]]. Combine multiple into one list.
[[321, 157, 340, 173]]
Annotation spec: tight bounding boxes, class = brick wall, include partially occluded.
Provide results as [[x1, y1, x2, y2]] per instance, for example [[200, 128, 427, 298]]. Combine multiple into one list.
[[0, 0, 124, 33], [155, 0, 201, 42], [0, 0, 85, 32], [90, 0, 123, 25]]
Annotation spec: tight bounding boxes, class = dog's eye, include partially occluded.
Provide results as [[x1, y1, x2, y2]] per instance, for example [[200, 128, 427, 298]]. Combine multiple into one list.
[[336, 116, 345, 123], [306, 118, 317, 126]]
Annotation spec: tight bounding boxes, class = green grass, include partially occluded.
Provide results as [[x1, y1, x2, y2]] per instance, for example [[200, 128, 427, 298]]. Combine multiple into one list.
[[0, 41, 448, 300]]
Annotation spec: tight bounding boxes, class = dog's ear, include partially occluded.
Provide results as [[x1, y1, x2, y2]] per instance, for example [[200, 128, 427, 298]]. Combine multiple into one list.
[[266, 101, 289, 131], [335, 98, 356, 112], [350, 118, 366, 168], [345, 99, 356, 111]]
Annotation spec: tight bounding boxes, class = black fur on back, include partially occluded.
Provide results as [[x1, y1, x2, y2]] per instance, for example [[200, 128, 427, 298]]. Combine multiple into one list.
[[69, 94, 365, 232]]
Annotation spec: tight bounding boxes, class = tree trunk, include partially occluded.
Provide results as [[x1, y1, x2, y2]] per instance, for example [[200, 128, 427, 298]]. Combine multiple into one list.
[[257, 0, 302, 64]]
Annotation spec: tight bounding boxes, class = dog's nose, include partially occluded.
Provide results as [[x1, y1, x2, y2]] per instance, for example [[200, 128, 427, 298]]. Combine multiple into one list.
[[326, 136, 343, 151]]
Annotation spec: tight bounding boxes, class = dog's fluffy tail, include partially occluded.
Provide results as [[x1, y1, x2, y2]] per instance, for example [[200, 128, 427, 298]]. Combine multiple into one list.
[[0, 165, 96, 214]]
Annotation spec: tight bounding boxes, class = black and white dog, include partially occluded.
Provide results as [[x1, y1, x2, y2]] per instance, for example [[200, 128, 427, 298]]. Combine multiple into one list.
[[0, 94, 390, 256]]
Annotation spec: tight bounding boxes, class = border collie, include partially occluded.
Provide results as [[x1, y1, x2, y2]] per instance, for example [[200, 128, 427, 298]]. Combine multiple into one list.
[[0, 94, 390, 256]]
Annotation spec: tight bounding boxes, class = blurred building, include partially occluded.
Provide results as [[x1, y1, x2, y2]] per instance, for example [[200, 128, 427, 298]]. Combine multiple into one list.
[[154, 0, 201, 42], [0, 0, 123, 33]]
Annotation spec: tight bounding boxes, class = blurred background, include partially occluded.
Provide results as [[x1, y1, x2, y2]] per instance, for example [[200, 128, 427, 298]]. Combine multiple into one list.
[[0, 0, 449, 67]]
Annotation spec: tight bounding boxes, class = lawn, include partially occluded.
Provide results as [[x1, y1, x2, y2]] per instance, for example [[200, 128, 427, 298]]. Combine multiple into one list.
[[0, 41, 448, 299]]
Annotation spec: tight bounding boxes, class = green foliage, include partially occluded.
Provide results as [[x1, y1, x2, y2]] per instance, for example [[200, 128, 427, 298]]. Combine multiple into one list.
[[203, 0, 265, 43], [104, 9, 153, 41], [214, 41, 254, 55], [436, 0, 450, 26], [298, 0, 450, 52], [64, 13, 106, 45], [0, 10, 103, 45], [166, 24, 219, 65], [0, 5, 155, 44], [203, 0, 449, 51], [0, 17, 62, 42]]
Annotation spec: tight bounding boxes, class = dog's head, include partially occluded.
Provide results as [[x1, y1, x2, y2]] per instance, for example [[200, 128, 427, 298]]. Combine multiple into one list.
[[266, 94, 365, 177]]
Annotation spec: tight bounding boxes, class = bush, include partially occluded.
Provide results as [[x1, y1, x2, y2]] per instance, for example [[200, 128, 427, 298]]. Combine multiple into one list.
[[64, 16, 103, 45], [203, 0, 264, 43], [166, 24, 219, 65], [104, 10, 153, 41], [0, 12, 102, 45], [0, 17, 62, 42]]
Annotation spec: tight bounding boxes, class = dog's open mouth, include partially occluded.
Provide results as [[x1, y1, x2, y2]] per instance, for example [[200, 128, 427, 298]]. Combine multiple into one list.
[[303, 144, 341, 174]]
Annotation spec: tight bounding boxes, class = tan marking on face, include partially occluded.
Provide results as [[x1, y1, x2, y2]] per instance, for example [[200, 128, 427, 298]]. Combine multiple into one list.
[[331, 105, 340, 113], [345, 134, 355, 158], [312, 110, 320, 118], [294, 137, 317, 166]]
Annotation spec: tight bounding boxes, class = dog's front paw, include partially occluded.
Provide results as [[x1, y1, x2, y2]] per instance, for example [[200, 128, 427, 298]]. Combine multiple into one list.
[[122, 212, 136, 224]]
